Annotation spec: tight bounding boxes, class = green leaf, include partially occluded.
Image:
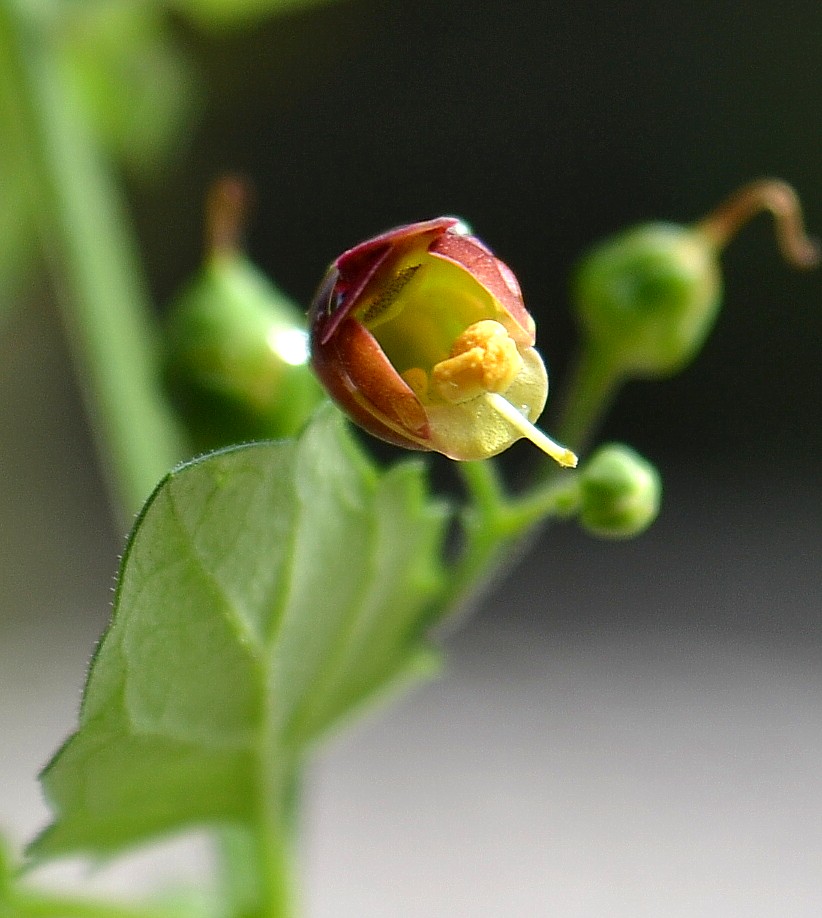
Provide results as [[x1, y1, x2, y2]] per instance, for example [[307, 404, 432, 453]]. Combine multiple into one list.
[[31, 406, 448, 859]]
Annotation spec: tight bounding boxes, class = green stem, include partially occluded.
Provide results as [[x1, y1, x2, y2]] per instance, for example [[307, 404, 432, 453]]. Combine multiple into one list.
[[216, 814, 294, 918], [444, 461, 579, 616], [250, 812, 295, 918], [10, 890, 191, 918], [440, 505, 510, 619], [445, 343, 621, 617], [553, 344, 622, 457], [0, 2, 189, 525], [458, 459, 508, 519], [231, 679, 300, 918], [449, 461, 514, 611], [502, 476, 581, 535]]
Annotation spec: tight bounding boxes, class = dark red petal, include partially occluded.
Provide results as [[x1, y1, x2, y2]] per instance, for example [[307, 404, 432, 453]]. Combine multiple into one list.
[[335, 217, 458, 274], [428, 230, 536, 345], [312, 218, 460, 347], [311, 317, 431, 450], [314, 247, 392, 346]]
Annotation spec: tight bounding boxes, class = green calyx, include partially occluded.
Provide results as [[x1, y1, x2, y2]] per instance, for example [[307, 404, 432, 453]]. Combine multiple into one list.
[[577, 444, 661, 538], [573, 222, 722, 378]]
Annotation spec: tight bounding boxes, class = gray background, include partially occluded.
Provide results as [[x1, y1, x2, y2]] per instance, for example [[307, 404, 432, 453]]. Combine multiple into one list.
[[2, 1, 820, 915]]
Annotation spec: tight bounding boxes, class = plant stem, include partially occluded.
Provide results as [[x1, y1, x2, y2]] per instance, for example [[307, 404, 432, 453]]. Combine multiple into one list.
[[250, 806, 295, 918], [553, 344, 622, 458], [444, 461, 579, 617], [10, 890, 191, 918], [458, 459, 508, 520], [216, 815, 295, 918], [440, 502, 511, 620], [502, 476, 580, 535], [446, 343, 621, 617], [234, 688, 300, 918], [0, 1, 189, 525]]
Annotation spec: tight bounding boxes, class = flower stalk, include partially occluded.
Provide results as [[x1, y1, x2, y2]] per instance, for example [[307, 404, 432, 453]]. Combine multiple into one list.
[[696, 178, 820, 268], [0, 0, 188, 525]]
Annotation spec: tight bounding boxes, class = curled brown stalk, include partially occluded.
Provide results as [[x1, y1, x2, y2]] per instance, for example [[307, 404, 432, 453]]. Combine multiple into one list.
[[697, 178, 820, 269]]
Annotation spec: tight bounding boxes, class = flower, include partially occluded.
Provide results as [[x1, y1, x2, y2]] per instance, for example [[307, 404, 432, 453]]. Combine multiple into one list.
[[309, 218, 576, 466]]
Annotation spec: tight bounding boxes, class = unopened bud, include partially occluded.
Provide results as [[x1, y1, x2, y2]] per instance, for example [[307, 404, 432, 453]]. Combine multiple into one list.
[[573, 179, 818, 380], [165, 256, 323, 450], [577, 444, 661, 538], [573, 223, 721, 377], [164, 178, 323, 450]]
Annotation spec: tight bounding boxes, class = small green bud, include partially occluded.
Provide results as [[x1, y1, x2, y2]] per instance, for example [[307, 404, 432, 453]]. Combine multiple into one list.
[[164, 178, 323, 451], [577, 444, 661, 539], [573, 180, 818, 381], [573, 222, 721, 377]]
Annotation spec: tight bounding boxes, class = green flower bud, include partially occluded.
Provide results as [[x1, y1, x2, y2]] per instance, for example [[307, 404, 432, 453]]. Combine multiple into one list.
[[573, 179, 818, 379], [577, 444, 661, 539], [164, 178, 323, 451], [573, 222, 721, 377]]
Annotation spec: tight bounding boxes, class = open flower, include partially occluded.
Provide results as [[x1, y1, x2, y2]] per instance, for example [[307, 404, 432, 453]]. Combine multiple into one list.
[[309, 217, 576, 465]]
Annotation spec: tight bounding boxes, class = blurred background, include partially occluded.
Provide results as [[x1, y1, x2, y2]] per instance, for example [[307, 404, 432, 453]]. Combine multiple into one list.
[[1, 1, 820, 915]]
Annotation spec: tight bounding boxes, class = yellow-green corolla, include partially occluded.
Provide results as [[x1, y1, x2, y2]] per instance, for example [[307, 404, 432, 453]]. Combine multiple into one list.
[[309, 217, 576, 466]]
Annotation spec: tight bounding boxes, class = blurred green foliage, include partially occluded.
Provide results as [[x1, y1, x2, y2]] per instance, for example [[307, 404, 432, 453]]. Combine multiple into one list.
[[56, 4, 199, 177], [174, 0, 337, 29], [0, 0, 339, 323]]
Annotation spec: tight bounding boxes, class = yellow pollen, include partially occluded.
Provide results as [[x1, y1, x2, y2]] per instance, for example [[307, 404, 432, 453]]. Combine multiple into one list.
[[432, 320, 524, 404], [401, 367, 429, 401]]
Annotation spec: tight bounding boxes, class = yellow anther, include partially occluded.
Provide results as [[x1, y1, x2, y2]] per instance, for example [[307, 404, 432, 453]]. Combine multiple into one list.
[[401, 367, 429, 401], [432, 320, 524, 403]]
